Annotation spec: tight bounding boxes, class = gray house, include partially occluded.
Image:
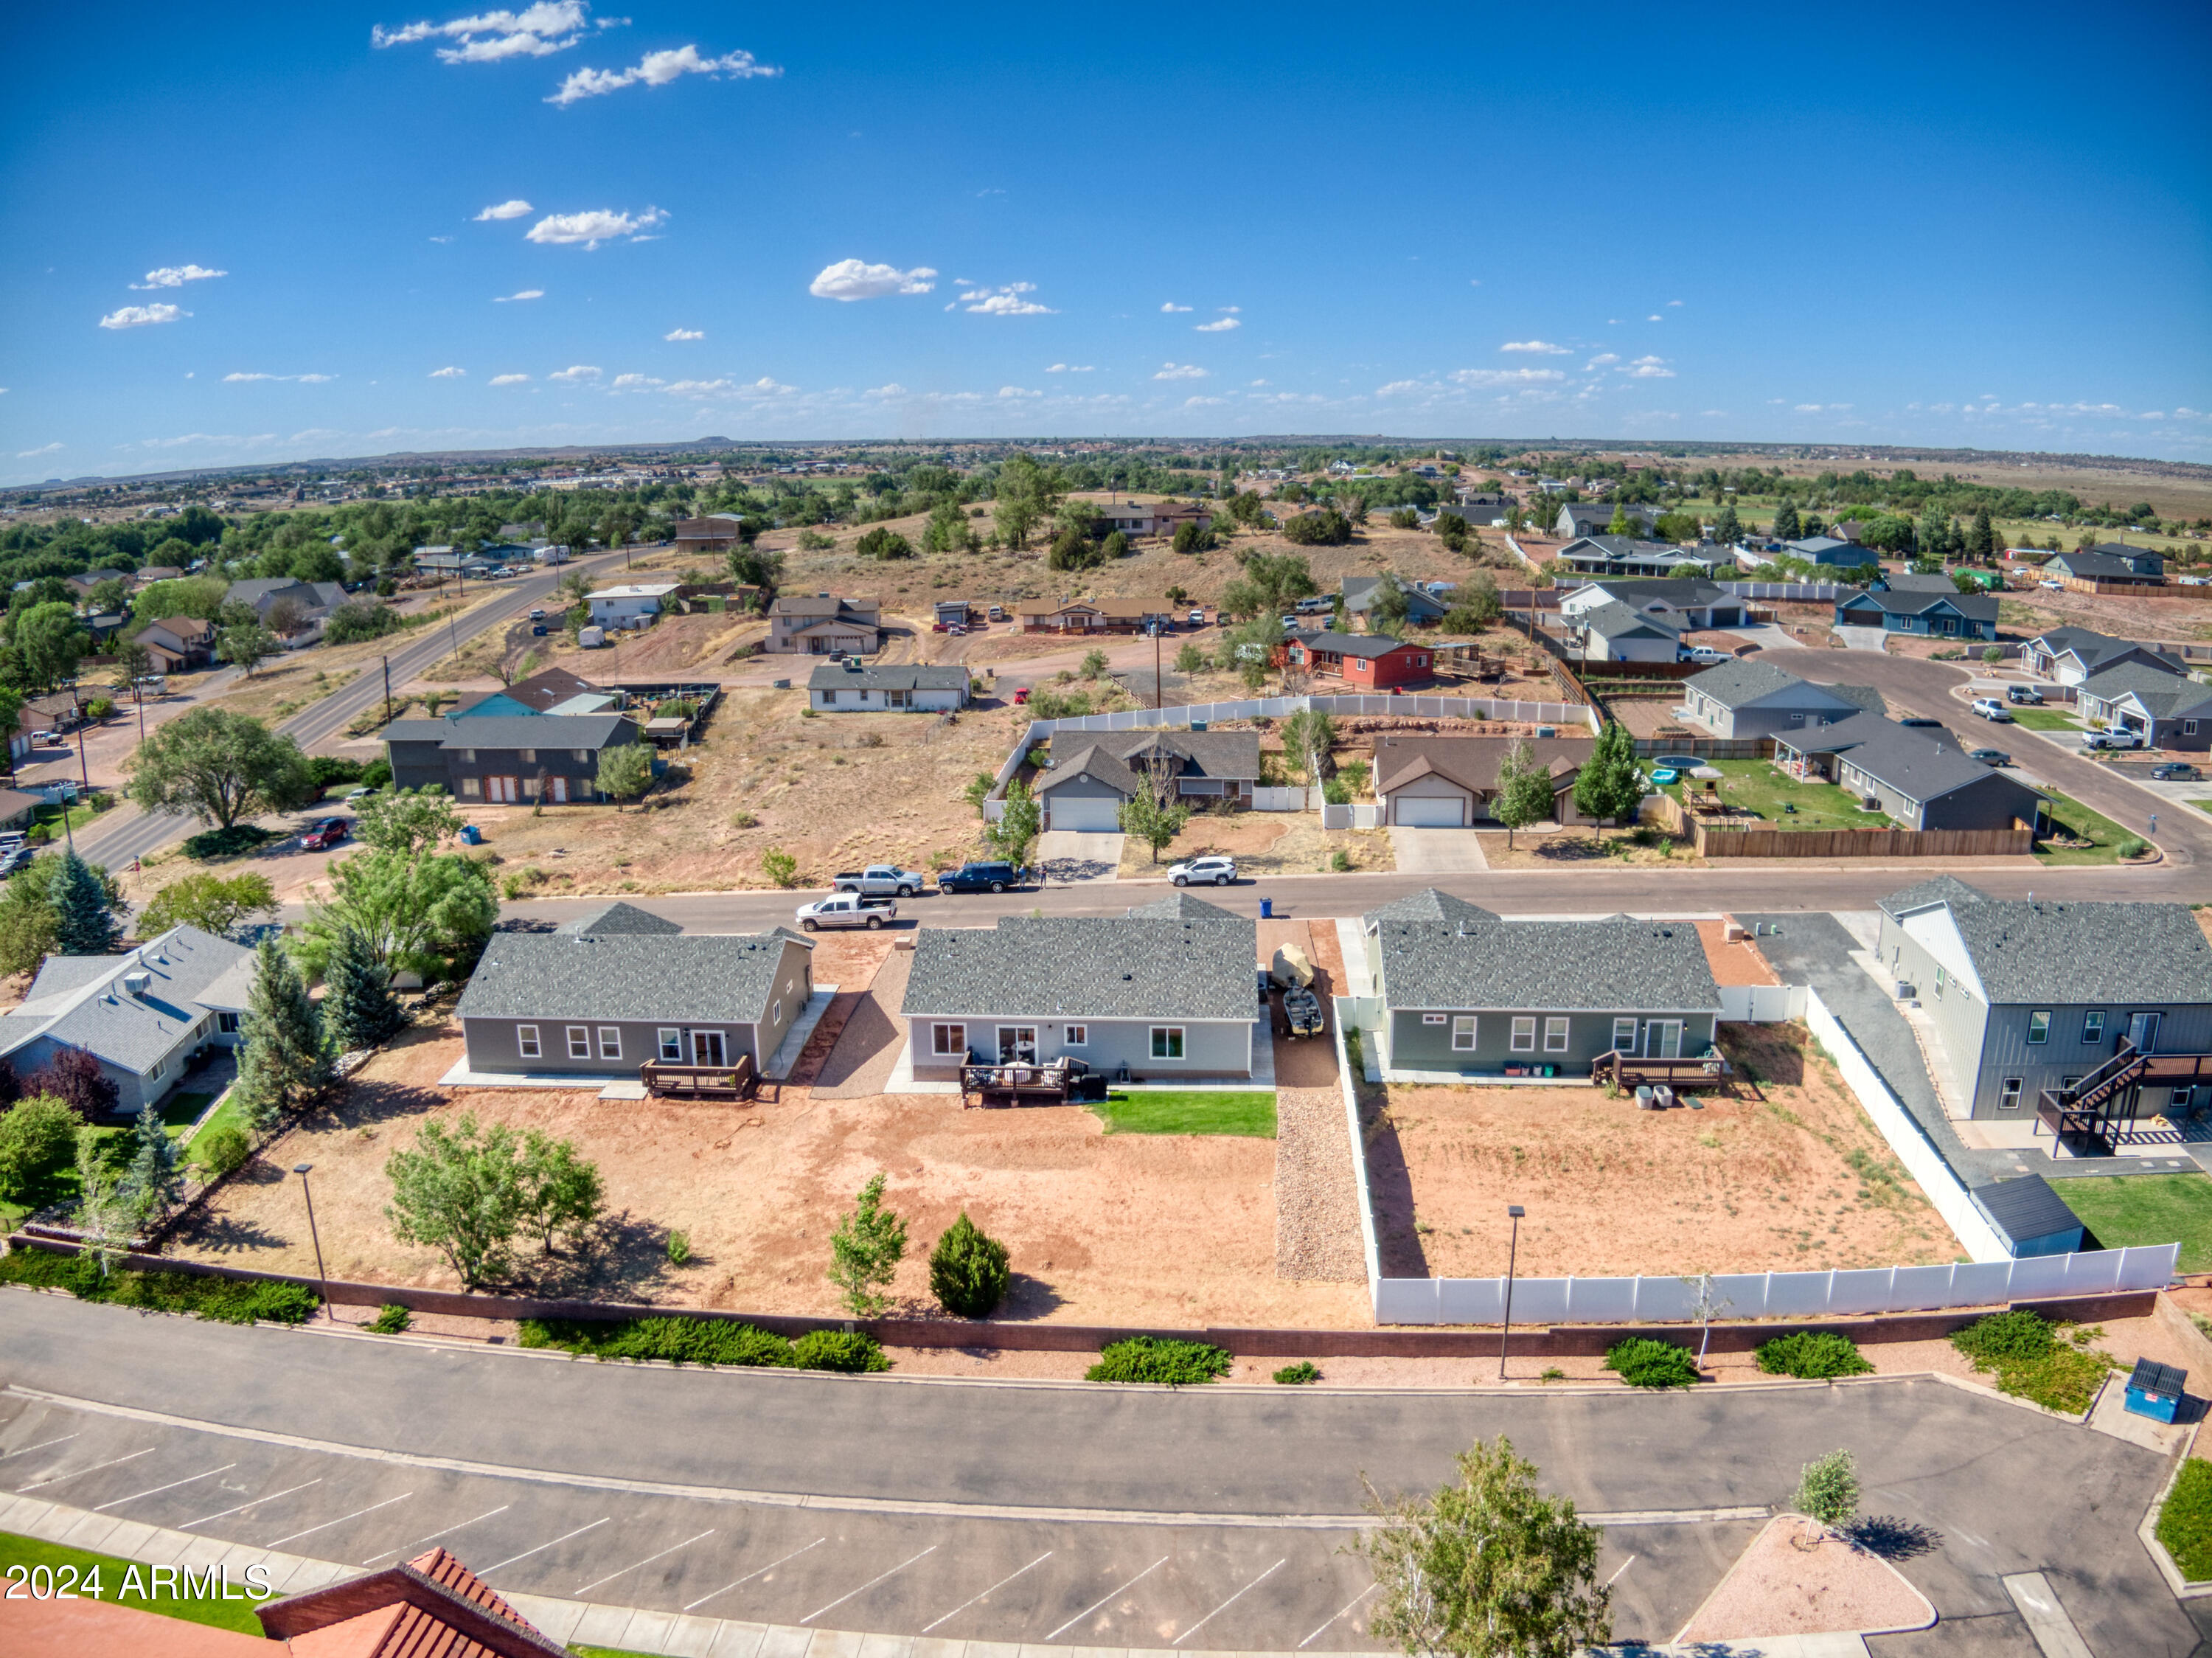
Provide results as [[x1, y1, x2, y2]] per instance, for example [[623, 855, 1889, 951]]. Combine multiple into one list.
[[1575, 600, 1682, 663], [1370, 735, 1595, 828], [0, 926, 254, 1114], [1555, 502, 1658, 539], [456, 929, 815, 1079], [2047, 546, 2165, 589], [1876, 878, 2212, 1119], [382, 712, 639, 805], [808, 660, 972, 712], [1833, 586, 2000, 641], [1360, 890, 1722, 1078], [1557, 535, 1725, 580], [1680, 660, 1869, 739], [1035, 729, 1262, 833], [1557, 578, 1746, 631], [902, 911, 1259, 1081], [2074, 661, 2212, 752], [1340, 575, 1450, 625], [1773, 713, 2045, 831], [2021, 626, 2183, 685]]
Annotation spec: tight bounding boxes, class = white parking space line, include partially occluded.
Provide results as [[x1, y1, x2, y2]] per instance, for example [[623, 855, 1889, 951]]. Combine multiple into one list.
[[181, 1479, 322, 1530], [1605, 1554, 1637, 1587], [1173, 1558, 1286, 1645], [1298, 1583, 1376, 1648], [0, 1435, 78, 1460], [922, 1550, 1053, 1633], [361, 1504, 512, 1565], [799, 1544, 938, 1625], [479, 1516, 609, 1575], [572, 1527, 716, 1596], [94, 1463, 237, 1511], [1046, 1554, 1172, 1641], [18, 1446, 156, 1491], [682, 1536, 827, 1612], [265, 1491, 414, 1550]]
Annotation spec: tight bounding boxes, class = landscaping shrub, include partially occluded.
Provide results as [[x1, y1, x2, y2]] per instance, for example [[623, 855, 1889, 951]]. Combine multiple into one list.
[[790, 1329, 892, 1373], [1950, 1308, 2113, 1413], [190, 1124, 251, 1178], [666, 1229, 691, 1266], [366, 1303, 412, 1334], [1951, 1308, 2056, 1364], [2158, 1457, 2212, 1581], [182, 825, 279, 862], [762, 848, 798, 888], [307, 756, 366, 788], [1754, 1331, 1874, 1379], [361, 758, 392, 789], [928, 1210, 1012, 1318], [521, 1315, 797, 1367], [0, 1095, 81, 1201], [1603, 1336, 1703, 1388], [1087, 1336, 1233, 1385], [0, 1248, 318, 1323], [1273, 1361, 1321, 1385]]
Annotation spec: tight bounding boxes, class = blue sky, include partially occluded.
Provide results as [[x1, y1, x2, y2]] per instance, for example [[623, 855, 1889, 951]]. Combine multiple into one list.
[[4, 1, 2208, 485]]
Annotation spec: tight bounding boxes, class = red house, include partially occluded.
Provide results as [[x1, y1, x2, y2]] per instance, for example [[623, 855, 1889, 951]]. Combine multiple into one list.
[[1284, 629, 1434, 689]]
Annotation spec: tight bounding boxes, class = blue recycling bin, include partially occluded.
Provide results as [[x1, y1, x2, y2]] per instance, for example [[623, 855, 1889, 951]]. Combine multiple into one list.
[[2126, 1357, 2185, 1422], [1259, 898, 1273, 919], [459, 824, 482, 845]]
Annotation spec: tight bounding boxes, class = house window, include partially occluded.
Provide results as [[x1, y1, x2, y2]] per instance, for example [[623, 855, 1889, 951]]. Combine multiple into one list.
[[457, 749, 476, 762], [460, 777, 482, 799], [658, 1028, 683, 1061], [1423, 1013, 1447, 1025], [573, 749, 591, 763], [518, 1024, 541, 1059], [1064, 1024, 1088, 1047], [218, 1011, 240, 1035], [1452, 1016, 1477, 1052], [931, 1023, 966, 1057], [1510, 1016, 1536, 1052], [598, 1027, 622, 1060], [1613, 1017, 1638, 1053], [2028, 1010, 2051, 1044], [2062, 1077, 2081, 1092], [518, 749, 537, 763], [820, 690, 837, 704], [1933, 965, 1944, 1000], [566, 1025, 591, 1059], [2187, 721, 2199, 737], [1150, 1026, 1186, 1061], [149, 1058, 164, 1081], [1544, 1017, 1570, 1052], [2082, 1011, 2104, 1044], [1999, 1078, 2023, 1110]]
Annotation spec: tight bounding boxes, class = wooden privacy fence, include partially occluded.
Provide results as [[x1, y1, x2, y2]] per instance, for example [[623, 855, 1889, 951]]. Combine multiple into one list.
[[1641, 793, 2034, 858]]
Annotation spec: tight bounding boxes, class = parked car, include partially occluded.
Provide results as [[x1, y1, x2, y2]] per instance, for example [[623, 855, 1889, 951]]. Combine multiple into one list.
[[299, 816, 349, 851], [795, 893, 897, 932], [2152, 762, 2202, 781], [939, 861, 1026, 893], [1970, 698, 2014, 722], [832, 864, 930, 898], [1678, 645, 1729, 666], [2081, 728, 2143, 750], [0, 845, 34, 877], [344, 785, 377, 802], [1966, 748, 2013, 768], [528, 607, 546, 620], [1169, 855, 1237, 888], [2006, 684, 2045, 704]]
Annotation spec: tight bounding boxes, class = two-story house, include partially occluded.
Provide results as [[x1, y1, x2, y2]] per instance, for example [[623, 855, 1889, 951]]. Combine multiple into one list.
[[381, 712, 641, 804], [765, 594, 882, 655]]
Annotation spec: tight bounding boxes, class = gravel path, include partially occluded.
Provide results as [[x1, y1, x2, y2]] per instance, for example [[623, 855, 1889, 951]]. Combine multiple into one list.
[[1274, 1080, 1368, 1282]]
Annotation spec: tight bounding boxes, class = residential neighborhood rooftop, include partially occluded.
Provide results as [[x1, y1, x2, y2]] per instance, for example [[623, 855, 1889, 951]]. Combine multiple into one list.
[[456, 932, 806, 1025], [902, 914, 1256, 1022], [1882, 881, 2212, 1004], [806, 662, 973, 692], [1364, 901, 1722, 1015]]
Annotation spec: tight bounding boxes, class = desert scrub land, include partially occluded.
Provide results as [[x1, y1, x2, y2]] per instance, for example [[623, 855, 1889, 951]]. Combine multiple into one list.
[[1364, 1022, 1950, 1280]]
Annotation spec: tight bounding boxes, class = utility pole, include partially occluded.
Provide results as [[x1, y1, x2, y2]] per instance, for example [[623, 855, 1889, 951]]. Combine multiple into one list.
[[382, 656, 392, 728], [1154, 627, 1163, 710]]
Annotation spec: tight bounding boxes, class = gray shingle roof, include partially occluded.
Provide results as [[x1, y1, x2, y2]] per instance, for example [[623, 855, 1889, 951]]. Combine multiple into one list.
[[0, 925, 254, 1074], [1826, 681, 1888, 717], [1837, 587, 2000, 623], [1879, 875, 1989, 918], [1126, 892, 1239, 920], [2079, 660, 2209, 717], [1340, 576, 1447, 616], [807, 662, 971, 692], [1290, 629, 1425, 659], [456, 933, 804, 1024], [1035, 729, 1262, 796], [2049, 549, 2162, 580], [1974, 1174, 2084, 1247], [1363, 889, 1500, 929], [1579, 600, 1681, 640], [1371, 737, 1591, 797], [556, 901, 683, 937], [2028, 625, 2179, 671], [382, 713, 633, 752], [901, 915, 1256, 1021], [1371, 915, 1721, 1015], [1683, 659, 1855, 711], [1778, 712, 2024, 808], [1941, 897, 2212, 1005], [1570, 577, 1731, 607]]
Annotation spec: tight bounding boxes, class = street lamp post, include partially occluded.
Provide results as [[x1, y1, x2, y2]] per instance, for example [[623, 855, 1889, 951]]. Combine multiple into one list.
[[1498, 1204, 1526, 1382], [293, 1162, 333, 1322]]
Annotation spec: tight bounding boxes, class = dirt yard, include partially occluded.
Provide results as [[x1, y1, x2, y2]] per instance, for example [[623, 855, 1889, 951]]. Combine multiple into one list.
[[1116, 811, 1394, 878], [1366, 1023, 1952, 1281]]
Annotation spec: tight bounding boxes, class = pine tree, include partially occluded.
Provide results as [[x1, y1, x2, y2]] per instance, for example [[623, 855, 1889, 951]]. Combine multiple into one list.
[[323, 924, 406, 1053], [49, 851, 121, 955], [1969, 507, 1997, 565], [1772, 501, 1802, 541], [122, 1100, 184, 1221], [1713, 502, 1743, 545], [235, 939, 334, 1132]]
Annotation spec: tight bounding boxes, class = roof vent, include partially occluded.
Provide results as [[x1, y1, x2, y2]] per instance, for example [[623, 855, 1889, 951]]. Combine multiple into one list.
[[122, 971, 151, 997]]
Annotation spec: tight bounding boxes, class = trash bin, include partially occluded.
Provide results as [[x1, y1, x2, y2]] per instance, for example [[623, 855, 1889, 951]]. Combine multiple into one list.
[[459, 824, 481, 845], [1259, 898, 1273, 919]]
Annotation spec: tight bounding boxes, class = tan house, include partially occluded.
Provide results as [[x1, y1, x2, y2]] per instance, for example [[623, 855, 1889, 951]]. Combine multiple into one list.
[[133, 614, 218, 671], [1014, 597, 1180, 634], [674, 513, 745, 556], [765, 593, 882, 654], [1369, 734, 1597, 828]]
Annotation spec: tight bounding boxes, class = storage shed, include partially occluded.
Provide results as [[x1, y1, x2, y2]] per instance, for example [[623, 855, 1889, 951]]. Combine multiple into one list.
[[1970, 1174, 2086, 1258]]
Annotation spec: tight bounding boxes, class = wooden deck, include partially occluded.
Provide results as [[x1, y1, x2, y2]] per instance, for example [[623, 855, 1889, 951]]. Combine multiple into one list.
[[959, 1059, 1096, 1109], [641, 1054, 758, 1101], [1590, 1049, 1733, 1092]]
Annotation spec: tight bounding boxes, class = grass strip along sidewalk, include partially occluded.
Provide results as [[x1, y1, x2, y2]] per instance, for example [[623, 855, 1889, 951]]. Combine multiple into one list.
[[0, 1530, 270, 1636]]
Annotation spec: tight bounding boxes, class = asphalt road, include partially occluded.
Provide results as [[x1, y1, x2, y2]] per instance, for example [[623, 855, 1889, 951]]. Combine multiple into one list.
[[71, 550, 636, 873], [0, 1294, 2198, 1652]]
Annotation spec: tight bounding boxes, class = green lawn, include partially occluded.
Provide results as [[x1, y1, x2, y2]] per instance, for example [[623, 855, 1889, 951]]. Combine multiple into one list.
[[0, 1530, 268, 1636], [1672, 759, 1875, 833], [2189, 799, 2212, 817], [157, 1091, 214, 1135], [2035, 789, 2140, 866], [186, 1092, 249, 1153], [2008, 707, 2084, 731], [2052, 1173, 2212, 1272], [1090, 1091, 1277, 1137]]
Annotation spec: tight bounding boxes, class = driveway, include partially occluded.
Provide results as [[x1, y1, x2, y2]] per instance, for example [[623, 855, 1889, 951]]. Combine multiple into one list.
[[1723, 622, 1806, 652], [1834, 625, 1891, 651], [1387, 825, 1489, 873], [1035, 830, 1123, 883]]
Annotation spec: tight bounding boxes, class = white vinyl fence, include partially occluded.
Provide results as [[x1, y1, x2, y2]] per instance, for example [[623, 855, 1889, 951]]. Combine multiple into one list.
[[1253, 785, 1324, 811], [1719, 580, 1851, 601], [1718, 984, 1808, 1022], [1034, 693, 1594, 733], [1332, 1000, 1383, 1288], [1322, 803, 1384, 829]]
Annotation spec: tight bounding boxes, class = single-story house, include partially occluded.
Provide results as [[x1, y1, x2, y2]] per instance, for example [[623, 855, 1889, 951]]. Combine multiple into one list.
[[673, 513, 745, 556], [1446, 494, 1513, 527], [1830, 520, 1869, 545], [1013, 597, 1180, 634], [1341, 575, 1450, 625], [0, 926, 254, 1114], [1556, 502, 1658, 539], [808, 660, 973, 712], [1573, 600, 1682, 663], [413, 547, 505, 578], [2022, 626, 2184, 685], [1556, 535, 1725, 580], [226, 577, 348, 637], [1680, 660, 1871, 739], [556, 901, 681, 937], [1359, 889, 1722, 1078], [1773, 714, 2045, 832], [1834, 586, 2000, 641], [2075, 661, 2212, 751], [451, 666, 618, 720], [585, 583, 681, 627], [1782, 535, 1874, 569], [1876, 877, 2212, 1118], [381, 712, 641, 804], [1557, 578, 1747, 631], [766, 594, 882, 655], [0, 788, 41, 830], [1283, 630, 1435, 688], [456, 929, 815, 1080], [1369, 735, 1596, 827], [1035, 729, 1262, 832], [132, 615, 218, 673], [2045, 546, 2165, 592], [1092, 502, 1214, 540], [902, 909, 1260, 1081], [135, 565, 185, 585]]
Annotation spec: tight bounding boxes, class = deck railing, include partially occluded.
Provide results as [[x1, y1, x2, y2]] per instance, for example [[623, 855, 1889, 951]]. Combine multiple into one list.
[[1590, 1049, 1732, 1090], [640, 1054, 757, 1100]]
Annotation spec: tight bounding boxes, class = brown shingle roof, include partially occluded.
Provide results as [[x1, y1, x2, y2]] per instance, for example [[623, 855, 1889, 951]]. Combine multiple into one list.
[[1371, 735, 1594, 797]]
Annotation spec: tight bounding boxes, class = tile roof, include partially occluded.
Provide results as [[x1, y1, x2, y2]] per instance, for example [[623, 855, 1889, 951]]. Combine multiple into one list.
[[1683, 659, 1857, 710], [807, 662, 973, 692], [1368, 913, 1722, 1015], [0, 925, 254, 1073], [1370, 735, 1592, 797], [555, 901, 682, 936], [455, 933, 804, 1024], [902, 915, 1257, 1022], [255, 1545, 565, 1657]]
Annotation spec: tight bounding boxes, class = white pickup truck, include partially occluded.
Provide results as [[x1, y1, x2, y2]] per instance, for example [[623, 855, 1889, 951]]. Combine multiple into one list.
[[832, 864, 930, 897], [796, 892, 897, 932]]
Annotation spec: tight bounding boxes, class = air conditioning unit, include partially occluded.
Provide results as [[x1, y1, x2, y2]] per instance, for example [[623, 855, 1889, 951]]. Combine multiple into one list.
[[1895, 982, 1916, 999], [1862, 794, 1882, 810], [122, 971, 151, 997]]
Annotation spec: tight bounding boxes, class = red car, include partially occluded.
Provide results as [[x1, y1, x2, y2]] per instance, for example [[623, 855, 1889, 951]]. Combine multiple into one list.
[[299, 817, 349, 851], [1012, 687, 1030, 705]]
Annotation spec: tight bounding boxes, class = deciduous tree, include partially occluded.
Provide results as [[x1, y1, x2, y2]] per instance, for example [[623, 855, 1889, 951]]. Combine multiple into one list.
[[1492, 739, 1554, 850], [1571, 721, 1644, 840], [299, 850, 497, 985], [827, 1172, 907, 1315], [987, 779, 1041, 871], [595, 743, 653, 811], [516, 1129, 605, 1255], [125, 707, 318, 830], [137, 870, 277, 939], [1118, 770, 1191, 864], [352, 785, 462, 856], [384, 1112, 525, 1286], [27, 1046, 118, 1123]]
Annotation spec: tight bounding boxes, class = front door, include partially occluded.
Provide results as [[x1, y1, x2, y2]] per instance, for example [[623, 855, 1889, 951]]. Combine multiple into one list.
[[487, 775, 519, 803], [691, 1030, 726, 1067], [996, 1026, 1037, 1064], [2129, 1012, 2163, 1054], [546, 775, 568, 804]]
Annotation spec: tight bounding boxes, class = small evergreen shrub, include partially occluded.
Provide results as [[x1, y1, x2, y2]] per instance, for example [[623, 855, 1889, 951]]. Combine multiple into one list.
[[666, 1229, 692, 1266], [1754, 1331, 1874, 1379], [790, 1329, 892, 1373], [521, 1315, 796, 1367], [2159, 1457, 2212, 1581], [367, 1303, 412, 1334], [192, 1125, 251, 1178], [1273, 1361, 1321, 1385], [1087, 1336, 1233, 1385], [1951, 1309, 2056, 1364], [928, 1211, 1012, 1318], [1604, 1336, 1702, 1389]]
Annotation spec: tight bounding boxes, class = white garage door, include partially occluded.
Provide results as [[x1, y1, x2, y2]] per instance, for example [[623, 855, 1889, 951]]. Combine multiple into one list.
[[1394, 795, 1466, 828], [1050, 794, 1124, 833]]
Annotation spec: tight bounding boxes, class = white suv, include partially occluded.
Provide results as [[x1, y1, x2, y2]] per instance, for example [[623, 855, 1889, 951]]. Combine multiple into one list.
[[1169, 855, 1238, 887]]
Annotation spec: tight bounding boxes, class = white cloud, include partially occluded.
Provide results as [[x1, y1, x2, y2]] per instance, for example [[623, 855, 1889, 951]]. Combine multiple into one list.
[[1647, 313, 1663, 322], [429, 366, 466, 378], [1451, 367, 1565, 386], [964, 282, 1054, 316], [429, 235, 453, 243], [1161, 302, 1192, 313], [611, 372, 663, 389], [1249, 378, 1270, 387], [16, 443, 61, 459], [1585, 353, 1619, 369], [1184, 395, 1224, 407], [663, 327, 704, 341], [1219, 305, 1240, 313], [131, 264, 226, 290], [99, 303, 187, 330], [864, 383, 908, 398], [490, 373, 531, 385], [374, 2, 594, 62], [474, 199, 533, 221], [549, 364, 602, 382], [1667, 299, 1684, 307], [493, 288, 545, 302], [548, 44, 778, 105], [997, 386, 1041, 399], [1194, 317, 1240, 333], [1500, 340, 1568, 354], [223, 371, 335, 384], [1153, 362, 1207, 380], [1623, 355, 1674, 379], [737, 376, 795, 397], [810, 259, 937, 300], [1374, 380, 1430, 398], [525, 207, 665, 247]]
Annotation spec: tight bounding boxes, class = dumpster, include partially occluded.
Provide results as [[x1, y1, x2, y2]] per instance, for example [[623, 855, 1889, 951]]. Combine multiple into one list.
[[2126, 1358, 2185, 1423], [459, 824, 482, 846]]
